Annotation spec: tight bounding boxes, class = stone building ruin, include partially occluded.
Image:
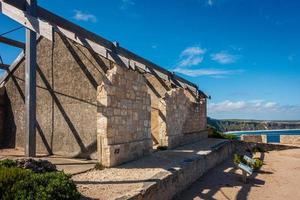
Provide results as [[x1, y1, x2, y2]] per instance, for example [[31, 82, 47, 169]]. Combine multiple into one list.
[[0, 0, 208, 167]]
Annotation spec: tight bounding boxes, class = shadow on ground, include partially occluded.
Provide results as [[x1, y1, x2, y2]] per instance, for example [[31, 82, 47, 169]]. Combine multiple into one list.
[[174, 152, 272, 200]]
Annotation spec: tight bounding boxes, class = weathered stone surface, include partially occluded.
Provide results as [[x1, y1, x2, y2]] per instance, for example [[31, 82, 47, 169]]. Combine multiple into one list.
[[97, 64, 152, 167], [146, 82, 207, 149], [280, 135, 300, 145], [1, 33, 208, 167], [3, 33, 106, 159], [241, 134, 267, 143]]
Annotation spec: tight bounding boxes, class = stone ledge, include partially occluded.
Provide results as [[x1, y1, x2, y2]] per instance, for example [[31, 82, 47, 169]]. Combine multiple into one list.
[[280, 135, 300, 145], [117, 140, 235, 200]]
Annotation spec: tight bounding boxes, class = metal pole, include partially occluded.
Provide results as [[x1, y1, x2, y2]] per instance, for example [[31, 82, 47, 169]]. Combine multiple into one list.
[[25, 0, 37, 157]]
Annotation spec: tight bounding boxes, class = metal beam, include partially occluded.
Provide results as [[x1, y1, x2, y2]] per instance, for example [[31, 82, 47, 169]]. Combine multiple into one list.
[[0, 52, 24, 85], [0, 0, 53, 41], [0, 63, 9, 69], [0, 36, 25, 48], [0, 0, 207, 98], [25, 0, 37, 157], [0, 0, 203, 95]]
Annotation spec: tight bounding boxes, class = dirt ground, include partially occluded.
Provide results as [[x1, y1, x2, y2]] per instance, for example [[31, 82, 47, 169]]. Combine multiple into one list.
[[176, 148, 300, 200]]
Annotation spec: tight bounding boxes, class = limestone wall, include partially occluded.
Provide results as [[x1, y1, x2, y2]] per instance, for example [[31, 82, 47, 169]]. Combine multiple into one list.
[[97, 64, 152, 166], [240, 134, 267, 143], [145, 74, 169, 146], [162, 88, 207, 148], [3, 33, 107, 159], [145, 79, 207, 149], [2, 32, 207, 166], [280, 135, 300, 145]]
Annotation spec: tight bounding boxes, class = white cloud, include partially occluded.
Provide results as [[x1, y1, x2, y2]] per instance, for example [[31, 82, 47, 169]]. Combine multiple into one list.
[[209, 100, 246, 112], [211, 51, 239, 64], [177, 46, 206, 67], [264, 102, 277, 108], [174, 46, 243, 78], [173, 68, 239, 77], [120, 0, 135, 10], [73, 10, 97, 23], [181, 46, 206, 57], [208, 100, 300, 114], [178, 57, 204, 67]]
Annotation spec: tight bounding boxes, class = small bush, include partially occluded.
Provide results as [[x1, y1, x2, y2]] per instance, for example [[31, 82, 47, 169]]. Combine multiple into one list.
[[252, 158, 263, 170], [222, 133, 238, 140], [233, 154, 246, 165], [0, 167, 31, 198], [0, 159, 17, 168], [157, 146, 168, 151], [0, 159, 80, 200], [209, 126, 238, 140], [94, 162, 105, 170]]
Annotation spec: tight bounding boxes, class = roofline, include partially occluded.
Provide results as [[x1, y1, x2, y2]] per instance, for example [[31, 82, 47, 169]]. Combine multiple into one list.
[[2, 0, 208, 98]]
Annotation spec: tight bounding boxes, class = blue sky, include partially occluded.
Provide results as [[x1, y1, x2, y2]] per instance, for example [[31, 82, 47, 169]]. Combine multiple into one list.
[[0, 0, 300, 120]]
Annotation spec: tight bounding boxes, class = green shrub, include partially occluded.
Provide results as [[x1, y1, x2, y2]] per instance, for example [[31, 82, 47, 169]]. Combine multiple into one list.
[[94, 162, 105, 170], [252, 158, 263, 170], [222, 133, 238, 140], [233, 154, 246, 165], [209, 127, 238, 140], [0, 167, 32, 198], [0, 159, 17, 168], [0, 166, 80, 200]]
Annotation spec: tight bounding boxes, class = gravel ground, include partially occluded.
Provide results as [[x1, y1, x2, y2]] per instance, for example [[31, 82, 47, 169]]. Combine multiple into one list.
[[72, 138, 226, 200]]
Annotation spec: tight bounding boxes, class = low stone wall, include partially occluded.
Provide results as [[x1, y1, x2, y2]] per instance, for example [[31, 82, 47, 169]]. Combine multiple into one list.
[[122, 141, 235, 200], [280, 135, 300, 145], [241, 134, 267, 143]]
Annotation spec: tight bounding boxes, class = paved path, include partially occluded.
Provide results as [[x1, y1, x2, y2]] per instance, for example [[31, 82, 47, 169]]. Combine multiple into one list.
[[176, 148, 300, 200]]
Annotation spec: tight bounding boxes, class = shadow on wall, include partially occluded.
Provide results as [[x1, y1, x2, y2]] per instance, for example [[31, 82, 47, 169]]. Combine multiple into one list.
[[2, 34, 114, 159], [4, 74, 53, 154], [2, 89, 16, 148]]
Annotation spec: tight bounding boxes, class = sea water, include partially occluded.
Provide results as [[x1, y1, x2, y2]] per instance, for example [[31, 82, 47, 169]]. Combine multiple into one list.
[[225, 129, 300, 143]]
